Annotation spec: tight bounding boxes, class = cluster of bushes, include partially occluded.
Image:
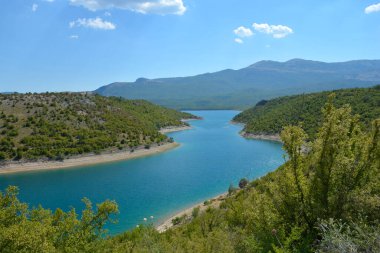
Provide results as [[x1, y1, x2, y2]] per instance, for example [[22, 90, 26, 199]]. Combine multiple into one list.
[[0, 186, 119, 252], [0, 93, 195, 161], [1, 98, 378, 252]]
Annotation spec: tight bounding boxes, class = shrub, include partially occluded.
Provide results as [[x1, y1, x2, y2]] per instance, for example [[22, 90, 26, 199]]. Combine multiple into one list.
[[172, 214, 187, 226], [238, 178, 249, 189], [228, 183, 238, 195], [192, 207, 200, 218]]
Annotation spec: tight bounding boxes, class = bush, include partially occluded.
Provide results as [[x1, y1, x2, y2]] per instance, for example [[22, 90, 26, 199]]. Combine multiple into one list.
[[0, 186, 119, 253], [172, 215, 187, 226], [228, 183, 238, 195], [238, 178, 249, 189], [7, 129, 18, 137], [14, 150, 23, 160], [317, 219, 380, 253], [192, 207, 200, 218], [55, 154, 64, 161]]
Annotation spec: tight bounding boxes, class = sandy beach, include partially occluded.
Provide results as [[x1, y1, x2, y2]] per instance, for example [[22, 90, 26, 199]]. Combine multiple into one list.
[[241, 131, 282, 142], [156, 192, 228, 233], [0, 142, 179, 175], [159, 125, 192, 134]]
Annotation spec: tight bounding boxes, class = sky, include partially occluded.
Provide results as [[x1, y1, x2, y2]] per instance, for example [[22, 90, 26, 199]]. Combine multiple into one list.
[[1, 0, 380, 92]]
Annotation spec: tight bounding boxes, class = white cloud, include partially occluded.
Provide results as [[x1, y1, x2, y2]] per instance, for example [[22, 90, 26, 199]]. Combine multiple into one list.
[[70, 35, 80, 39], [104, 11, 112, 16], [32, 3, 38, 12], [233, 26, 253, 38], [70, 0, 186, 15], [234, 38, 243, 44], [69, 17, 116, 30], [365, 3, 380, 14], [252, 23, 293, 39], [44, 0, 55, 2]]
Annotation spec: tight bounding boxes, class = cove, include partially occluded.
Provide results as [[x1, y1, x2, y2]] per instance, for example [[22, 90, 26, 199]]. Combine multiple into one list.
[[0, 110, 284, 234]]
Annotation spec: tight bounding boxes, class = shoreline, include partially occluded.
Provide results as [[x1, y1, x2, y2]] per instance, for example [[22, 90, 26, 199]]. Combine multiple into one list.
[[230, 121, 282, 143], [159, 125, 192, 134], [156, 192, 228, 233], [0, 142, 179, 175], [0, 122, 196, 175], [241, 132, 282, 142]]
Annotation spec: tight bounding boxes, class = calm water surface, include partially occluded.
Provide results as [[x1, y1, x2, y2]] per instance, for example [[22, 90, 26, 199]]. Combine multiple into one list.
[[0, 110, 284, 234]]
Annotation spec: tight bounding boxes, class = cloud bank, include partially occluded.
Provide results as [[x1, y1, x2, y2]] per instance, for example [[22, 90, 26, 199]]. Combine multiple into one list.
[[69, 17, 116, 30], [70, 0, 186, 15], [233, 26, 253, 38], [365, 3, 380, 14], [252, 23, 293, 38], [233, 26, 253, 43]]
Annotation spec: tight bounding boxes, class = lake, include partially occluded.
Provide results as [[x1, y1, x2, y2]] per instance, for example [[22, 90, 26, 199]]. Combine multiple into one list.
[[0, 110, 284, 234]]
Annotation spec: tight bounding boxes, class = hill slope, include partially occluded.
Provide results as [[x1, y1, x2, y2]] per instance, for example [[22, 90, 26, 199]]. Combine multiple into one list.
[[0, 92, 195, 162], [95, 59, 380, 109], [233, 86, 380, 139]]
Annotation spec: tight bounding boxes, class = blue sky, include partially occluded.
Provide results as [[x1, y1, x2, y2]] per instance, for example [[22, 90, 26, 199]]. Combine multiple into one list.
[[1, 0, 380, 92]]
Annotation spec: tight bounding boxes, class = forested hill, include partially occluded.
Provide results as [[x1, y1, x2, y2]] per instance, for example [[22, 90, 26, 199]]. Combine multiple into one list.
[[233, 86, 380, 139], [95, 59, 380, 109], [0, 92, 195, 162]]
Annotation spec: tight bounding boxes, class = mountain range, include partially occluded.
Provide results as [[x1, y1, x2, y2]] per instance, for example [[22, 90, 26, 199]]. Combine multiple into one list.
[[95, 59, 380, 109]]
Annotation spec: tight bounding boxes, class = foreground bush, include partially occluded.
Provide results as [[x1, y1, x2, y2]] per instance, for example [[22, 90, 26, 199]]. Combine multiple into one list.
[[0, 186, 118, 253]]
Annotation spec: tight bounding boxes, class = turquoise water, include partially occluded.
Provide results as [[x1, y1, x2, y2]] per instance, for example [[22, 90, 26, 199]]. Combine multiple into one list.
[[0, 110, 284, 234]]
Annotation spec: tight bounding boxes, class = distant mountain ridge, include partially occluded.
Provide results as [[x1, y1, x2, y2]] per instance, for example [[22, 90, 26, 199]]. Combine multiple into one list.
[[95, 59, 380, 109], [248, 59, 380, 78]]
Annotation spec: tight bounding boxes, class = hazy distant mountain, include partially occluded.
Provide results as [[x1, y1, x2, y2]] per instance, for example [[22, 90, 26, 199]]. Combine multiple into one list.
[[95, 59, 380, 109]]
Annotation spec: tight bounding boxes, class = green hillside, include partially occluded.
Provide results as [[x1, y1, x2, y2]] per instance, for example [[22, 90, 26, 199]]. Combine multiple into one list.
[[0, 92, 195, 162], [1, 100, 379, 252], [95, 59, 380, 109], [234, 86, 380, 139]]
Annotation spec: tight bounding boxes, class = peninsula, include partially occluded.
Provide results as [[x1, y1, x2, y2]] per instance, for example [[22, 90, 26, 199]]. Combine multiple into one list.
[[0, 92, 198, 173]]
